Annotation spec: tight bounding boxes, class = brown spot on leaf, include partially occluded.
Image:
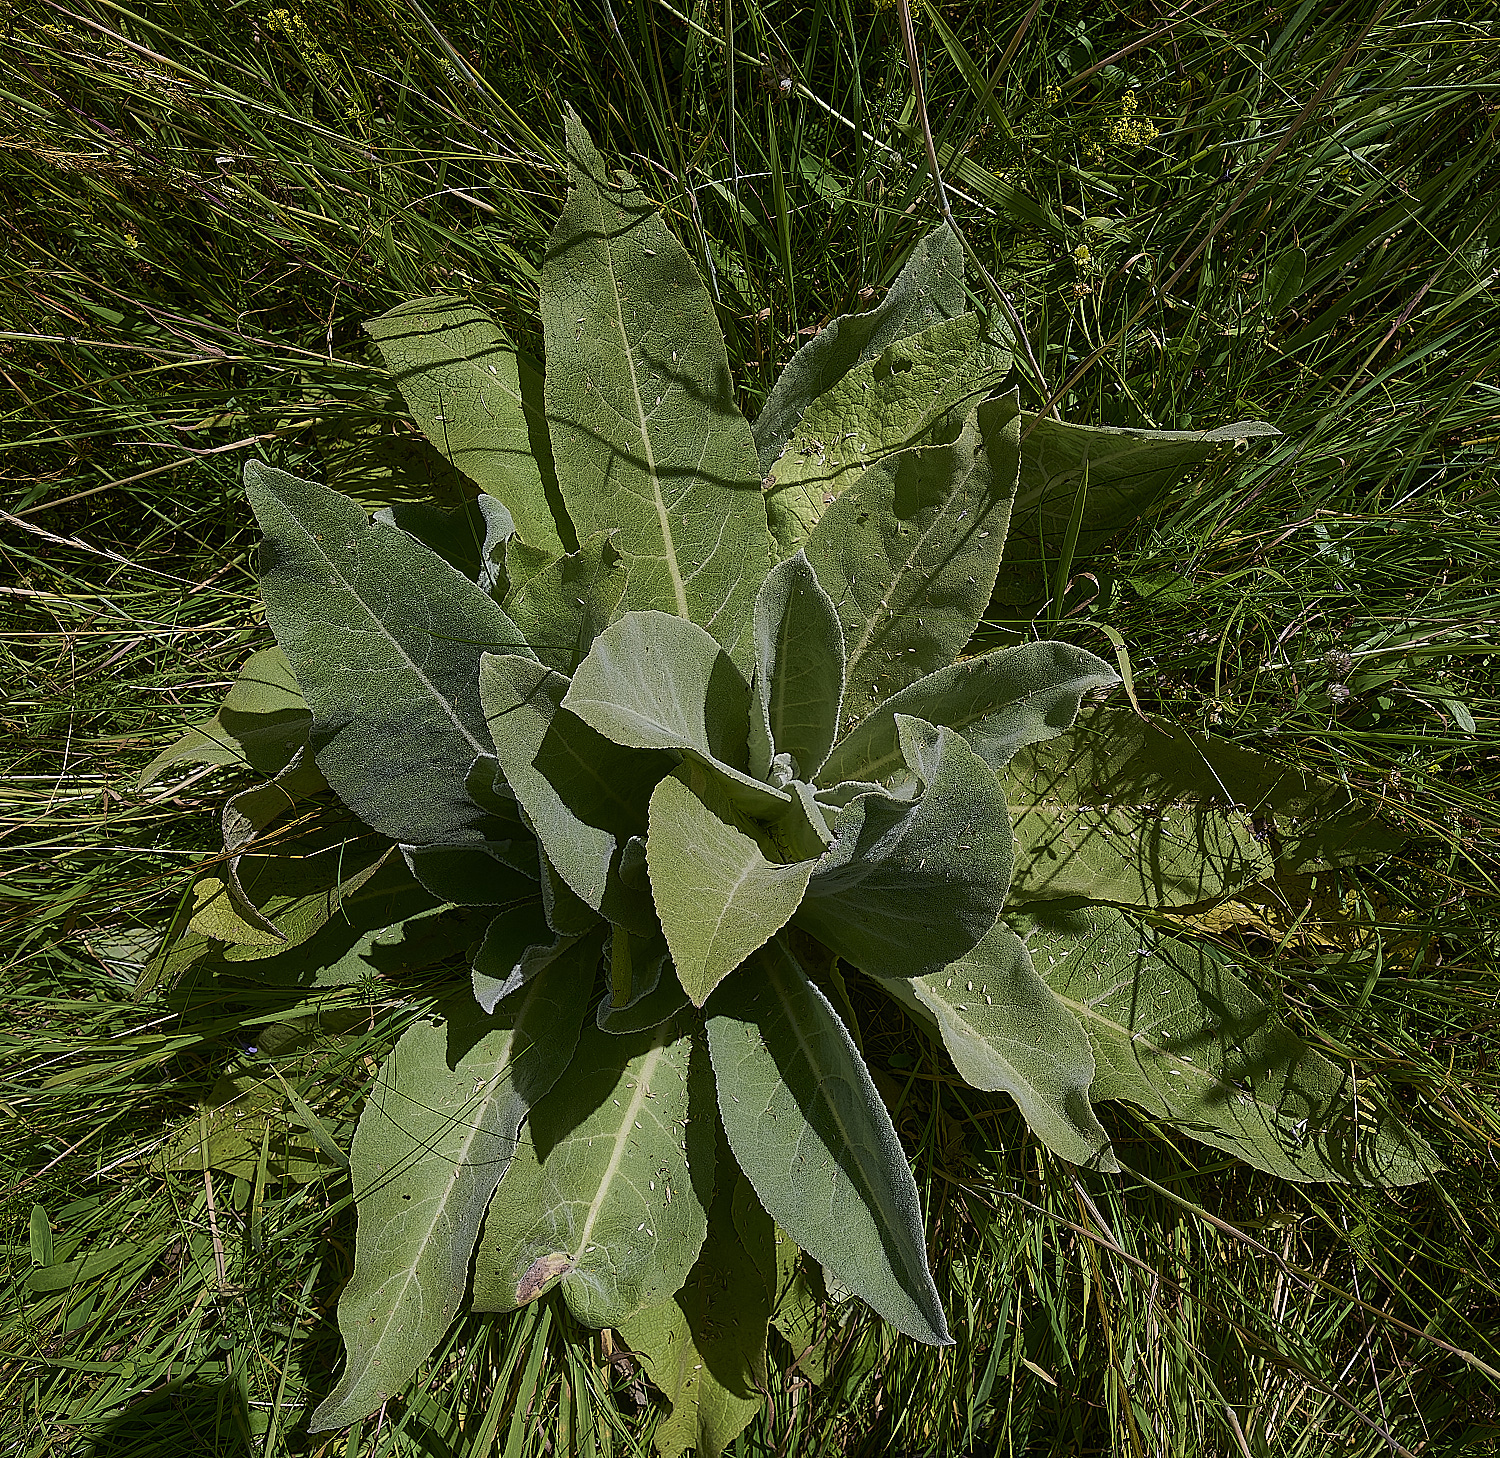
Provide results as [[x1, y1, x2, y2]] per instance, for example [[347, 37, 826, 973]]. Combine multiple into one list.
[[515, 1253, 572, 1305]]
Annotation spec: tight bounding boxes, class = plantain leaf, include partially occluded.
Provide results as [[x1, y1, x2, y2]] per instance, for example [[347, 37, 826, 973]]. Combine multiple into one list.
[[880, 921, 1115, 1169], [472, 1019, 716, 1328], [818, 640, 1119, 788], [992, 413, 1279, 620], [138, 646, 310, 788], [753, 224, 967, 474], [804, 393, 1022, 723], [504, 529, 628, 674], [478, 652, 668, 930], [245, 461, 532, 846], [764, 313, 1014, 559], [1004, 706, 1402, 908], [749, 550, 845, 784], [364, 296, 568, 554], [797, 718, 1012, 983], [1019, 902, 1436, 1185], [563, 612, 790, 816], [706, 936, 950, 1345], [310, 966, 591, 1430], [616, 1176, 772, 1458], [541, 108, 770, 667], [647, 767, 815, 1007]]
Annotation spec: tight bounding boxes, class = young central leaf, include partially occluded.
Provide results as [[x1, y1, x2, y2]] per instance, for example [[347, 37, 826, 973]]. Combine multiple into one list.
[[749, 550, 845, 785], [706, 936, 951, 1346], [541, 107, 771, 668], [647, 767, 815, 1006], [562, 611, 789, 817]]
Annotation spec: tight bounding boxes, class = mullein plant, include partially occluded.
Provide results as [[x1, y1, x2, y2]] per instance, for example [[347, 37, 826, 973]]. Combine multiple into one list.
[[139, 110, 1433, 1455]]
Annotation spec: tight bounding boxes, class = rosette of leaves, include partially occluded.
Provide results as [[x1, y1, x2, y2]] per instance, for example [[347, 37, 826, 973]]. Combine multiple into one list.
[[139, 111, 1434, 1453]]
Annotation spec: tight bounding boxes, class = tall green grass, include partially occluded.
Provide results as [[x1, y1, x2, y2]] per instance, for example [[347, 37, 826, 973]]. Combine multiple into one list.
[[3, 0, 1498, 1453]]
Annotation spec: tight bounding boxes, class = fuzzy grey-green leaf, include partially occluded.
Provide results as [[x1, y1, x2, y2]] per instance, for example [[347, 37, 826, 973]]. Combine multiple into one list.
[[707, 936, 949, 1345], [245, 461, 531, 846], [309, 967, 590, 1430], [818, 641, 1118, 788], [364, 296, 568, 554], [472, 1019, 715, 1327], [764, 313, 1013, 558], [803, 393, 1022, 723], [753, 224, 968, 474], [1019, 902, 1435, 1185], [541, 109, 770, 667]]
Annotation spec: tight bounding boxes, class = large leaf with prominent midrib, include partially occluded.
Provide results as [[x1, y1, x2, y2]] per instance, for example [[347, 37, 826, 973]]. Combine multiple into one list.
[[706, 936, 950, 1346], [541, 108, 770, 669], [1003, 705, 1402, 908], [803, 393, 1022, 722], [616, 1177, 773, 1458], [880, 921, 1115, 1169], [364, 296, 569, 555], [797, 717, 1012, 983], [762, 314, 1013, 559], [753, 224, 967, 474], [309, 967, 591, 1431], [472, 1019, 716, 1327], [648, 767, 814, 1007], [818, 641, 1118, 788], [245, 461, 532, 846], [1018, 902, 1435, 1185]]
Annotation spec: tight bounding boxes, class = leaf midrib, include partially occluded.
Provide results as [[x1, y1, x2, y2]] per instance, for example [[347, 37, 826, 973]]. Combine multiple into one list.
[[590, 188, 690, 620]]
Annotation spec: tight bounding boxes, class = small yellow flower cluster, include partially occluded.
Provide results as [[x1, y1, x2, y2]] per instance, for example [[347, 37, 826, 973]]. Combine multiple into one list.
[[1103, 90, 1159, 150], [266, 8, 341, 91]]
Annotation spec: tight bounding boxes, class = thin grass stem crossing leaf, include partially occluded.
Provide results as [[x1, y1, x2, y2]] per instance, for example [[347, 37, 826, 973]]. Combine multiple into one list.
[[1018, 903, 1436, 1185], [562, 611, 789, 816], [1004, 705, 1401, 908], [818, 641, 1119, 788], [880, 922, 1116, 1169], [478, 653, 668, 930], [797, 718, 1012, 982], [364, 296, 568, 555], [764, 314, 1013, 559], [245, 461, 533, 846], [616, 1176, 773, 1458], [647, 767, 815, 1007], [753, 224, 967, 474], [706, 935, 949, 1345], [804, 393, 1022, 723], [309, 967, 591, 1431], [749, 550, 845, 784], [541, 109, 770, 667], [472, 1020, 716, 1328]]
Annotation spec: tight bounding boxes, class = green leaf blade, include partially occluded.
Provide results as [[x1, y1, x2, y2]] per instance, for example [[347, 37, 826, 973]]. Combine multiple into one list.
[[473, 1020, 716, 1328], [310, 967, 591, 1431], [804, 393, 1022, 722], [647, 769, 814, 1006], [707, 937, 950, 1346], [364, 296, 568, 555], [542, 109, 770, 666], [245, 461, 531, 846]]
